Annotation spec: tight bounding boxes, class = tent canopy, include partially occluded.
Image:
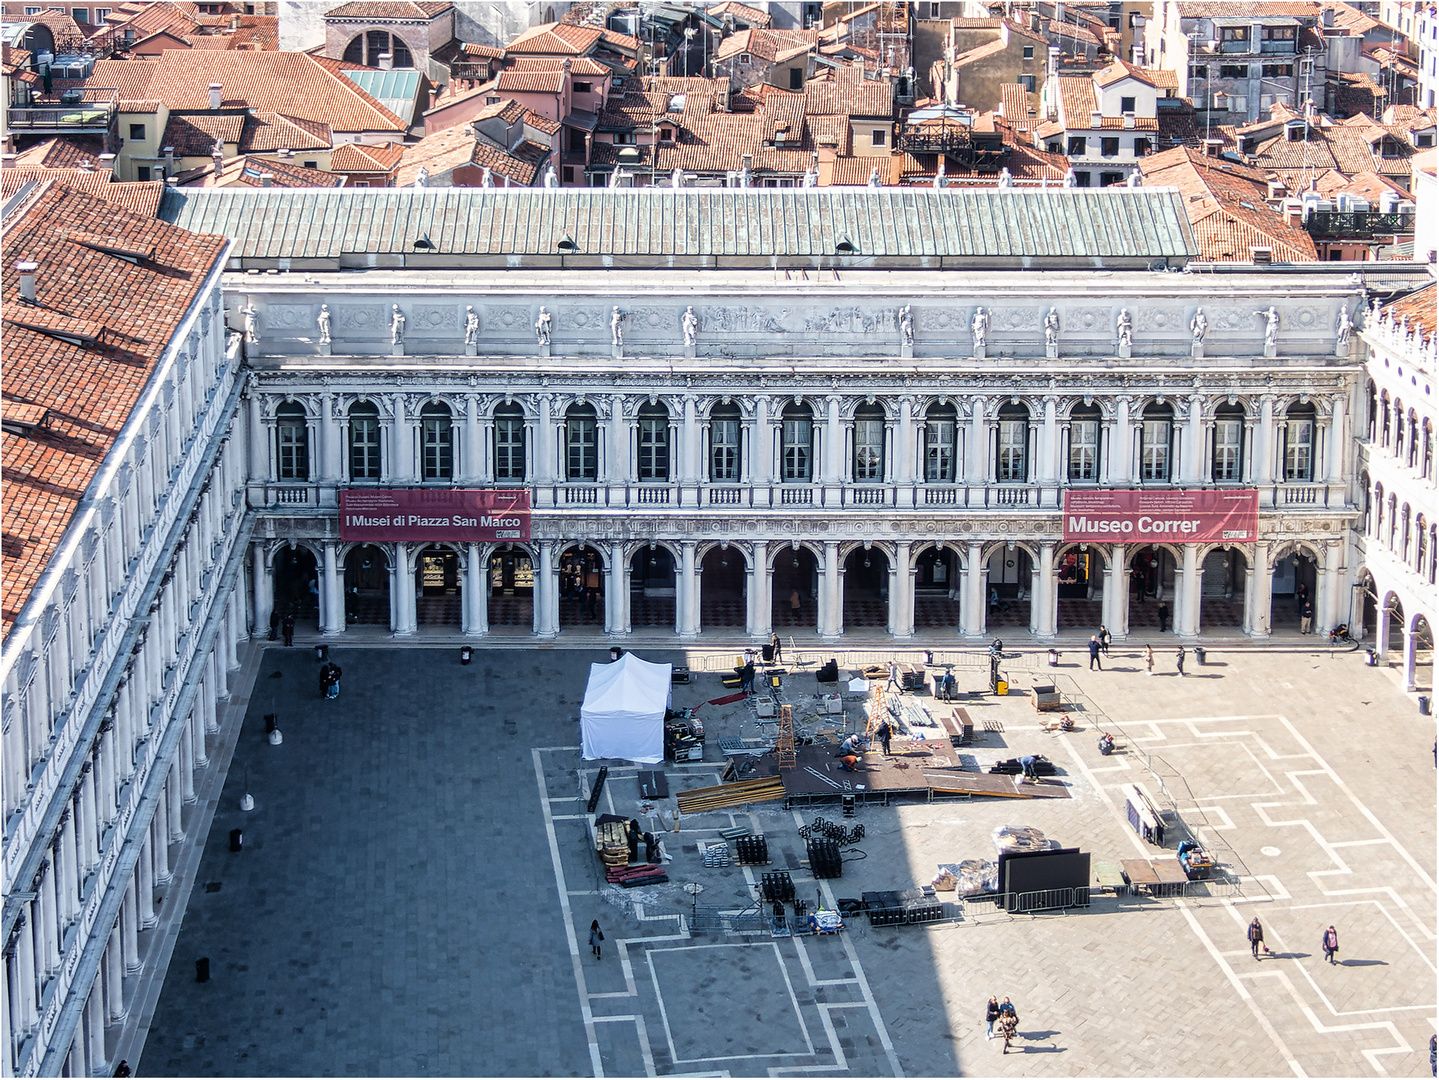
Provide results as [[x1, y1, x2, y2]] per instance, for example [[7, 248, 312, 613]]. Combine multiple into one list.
[[580, 652, 671, 763]]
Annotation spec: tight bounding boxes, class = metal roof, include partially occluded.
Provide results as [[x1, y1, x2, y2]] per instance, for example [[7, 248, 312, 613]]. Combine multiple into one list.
[[342, 69, 422, 126], [159, 186, 1198, 269]]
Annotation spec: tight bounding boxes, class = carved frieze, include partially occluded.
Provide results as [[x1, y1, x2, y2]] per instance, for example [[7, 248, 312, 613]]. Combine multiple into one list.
[[335, 305, 385, 331], [265, 305, 312, 331], [485, 305, 531, 331], [1063, 307, 1110, 334], [700, 306, 789, 335], [990, 307, 1037, 333], [409, 305, 454, 332]]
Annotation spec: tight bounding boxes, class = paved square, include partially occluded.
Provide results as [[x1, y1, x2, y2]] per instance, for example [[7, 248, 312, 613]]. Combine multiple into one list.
[[143, 643, 1435, 1077]]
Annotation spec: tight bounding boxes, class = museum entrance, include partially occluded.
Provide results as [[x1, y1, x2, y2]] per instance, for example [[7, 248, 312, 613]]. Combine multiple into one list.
[[1128, 546, 1176, 633], [343, 545, 390, 626], [912, 545, 960, 631], [630, 545, 676, 629], [488, 546, 534, 630], [1199, 547, 1248, 631], [985, 546, 1032, 629], [772, 547, 818, 633], [559, 545, 605, 629], [273, 544, 319, 629], [1271, 550, 1318, 635], [415, 545, 461, 628], [1054, 546, 1102, 633], [699, 546, 746, 629], [842, 546, 889, 630]]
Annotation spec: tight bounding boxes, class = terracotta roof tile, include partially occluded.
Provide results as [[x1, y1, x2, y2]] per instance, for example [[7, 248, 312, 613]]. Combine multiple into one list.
[[714, 27, 817, 64], [708, 1, 771, 28], [0, 170, 163, 216], [329, 140, 404, 174], [495, 69, 565, 94], [506, 21, 603, 56], [508, 55, 610, 76], [86, 52, 406, 133], [1, 182, 228, 636], [323, 1, 452, 19], [239, 112, 333, 152], [177, 153, 345, 188], [1384, 282, 1436, 342], [1058, 76, 1097, 123], [396, 124, 547, 186], [10, 136, 107, 169], [160, 112, 246, 154], [461, 43, 505, 59]]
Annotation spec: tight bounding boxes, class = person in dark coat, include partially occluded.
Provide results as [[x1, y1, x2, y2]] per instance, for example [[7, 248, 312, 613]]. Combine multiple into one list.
[[1088, 635, 1103, 671], [1098, 625, 1112, 655], [1176, 646, 1186, 676], [268, 609, 280, 640], [739, 661, 756, 694], [770, 632, 782, 663], [282, 612, 296, 646], [1248, 917, 1265, 959], [589, 920, 604, 959], [874, 719, 893, 756], [626, 819, 641, 862], [1157, 601, 1171, 633], [1322, 925, 1339, 964], [985, 996, 1001, 1040]]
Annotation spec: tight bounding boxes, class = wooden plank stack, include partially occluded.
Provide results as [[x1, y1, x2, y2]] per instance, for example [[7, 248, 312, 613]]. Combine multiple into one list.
[[595, 820, 630, 867], [676, 776, 787, 813]]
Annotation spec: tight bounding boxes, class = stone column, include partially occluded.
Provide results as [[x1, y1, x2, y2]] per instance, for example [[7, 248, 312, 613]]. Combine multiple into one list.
[[966, 399, 988, 484], [962, 541, 986, 637], [135, 832, 156, 928], [15, 905, 38, 1033], [121, 878, 140, 972], [178, 723, 195, 804], [1028, 554, 1041, 636], [1036, 541, 1057, 638], [1325, 393, 1347, 484], [747, 546, 771, 638], [678, 541, 700, 637], [1109, 544, 1130, 637], [1178, 542, 1201, 637], [464, 543, 486, 636], [1318, 543, 1342, 637], [820, 540, 842, 638], [894, 398, 915, 505], [38, 861, 60, 972], [463, 395, 482, 483], [1250, 543, 1273, 639], [751, 396, 773, 487], [246, 392, 266, 482], [251, 543, 272, 639], [1038, 397, 1058, 485], [605, 542, 627, 634], [535, 395, 554, 485], [86, 975, 107, 1075], [152, 797, 172, 884], [319, 392, 341, 482], [105, 924, 126, 1022], [57, 811, 79, 925], [1111, 396, 1132, 484], [322, 541, 344, 636], [535, 540, 557, 637], [1183, 395, 1204, 484], [680, 395, 699, 484], [1253, 395, 1275, 487], [392, 394, 412, 482], [606, 396, 628, 484], [889, 540, 913, 638], [1240, 555, 1257, 635], [392, 542, 416, 636], [823, 396, 844, 485], [1402, 623, 1418, 690]]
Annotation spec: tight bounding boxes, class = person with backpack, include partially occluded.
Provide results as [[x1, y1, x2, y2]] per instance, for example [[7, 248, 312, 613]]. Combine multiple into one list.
[[1248, 917, 1266, 959], [1322, 925, 1339, 964], [589, 920, 604, 960]]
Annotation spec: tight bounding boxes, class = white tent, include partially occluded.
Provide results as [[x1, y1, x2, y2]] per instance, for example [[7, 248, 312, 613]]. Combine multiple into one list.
[[580, 652, 672, 763]]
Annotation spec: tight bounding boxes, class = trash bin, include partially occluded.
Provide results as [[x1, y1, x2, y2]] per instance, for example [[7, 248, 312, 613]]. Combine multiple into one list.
[[195, 957, 210, 982], [1365, 648, 1377, 666], [1047, 649, 1059, 667], [1195, 646, 1206, 665], [314, 644, 327, 661], [1420, 695, 1431, 716], [460, 645, 473, 665]]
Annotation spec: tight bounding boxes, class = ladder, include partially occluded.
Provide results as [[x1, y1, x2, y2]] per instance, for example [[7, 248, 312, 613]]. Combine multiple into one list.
[[866, 680, 886, 741], [776, 704, 796, 770]]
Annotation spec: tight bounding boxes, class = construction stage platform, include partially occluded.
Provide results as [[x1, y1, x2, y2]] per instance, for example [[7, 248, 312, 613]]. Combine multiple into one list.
[[746, 740, 1072, 806]]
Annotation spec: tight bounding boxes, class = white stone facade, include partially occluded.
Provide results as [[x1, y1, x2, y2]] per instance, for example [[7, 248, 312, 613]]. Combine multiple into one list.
[[1357, 292, 1438, 691], [1, 283, 250, 1077], [231, 267, 1367, 647]]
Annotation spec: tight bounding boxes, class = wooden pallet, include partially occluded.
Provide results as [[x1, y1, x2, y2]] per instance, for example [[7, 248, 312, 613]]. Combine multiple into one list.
[[676, 776, 787, 813]]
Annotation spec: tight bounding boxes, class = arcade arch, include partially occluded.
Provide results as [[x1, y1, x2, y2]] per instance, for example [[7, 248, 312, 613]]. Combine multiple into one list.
[[414, 544, 463, 628], [841, 545, 889, 629], [487, 544, 534, 631], [699, 544, 747, 629], [272, 542, 319, 629], [342, 544, 390, 626], [630, 543, 677, 629]]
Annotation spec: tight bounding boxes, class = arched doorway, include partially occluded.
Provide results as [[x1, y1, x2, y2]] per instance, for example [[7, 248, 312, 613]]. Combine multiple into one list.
[[1128, 546, 1176, 633], [1355, 570, 1378, 640], [699, 546, 746, 629], [487, 545, 534, 630], [985, 545, 1032, 629], [343, 545, 390, 626], [1271, 548, 1317, 635], [1410, 614, 1434, 692], [913, 545, 960, 630], [415, 544, 462, 628], [1055, 545, 1102, 632], [1381, 595, 1406, 658], [772, 546, 818, 631], [559, 545, 605, 628], [630, 545, 676, 629], [272, 544, 319, 629], [842, 545, 889, 629], [1199, 546, 1248, 631]]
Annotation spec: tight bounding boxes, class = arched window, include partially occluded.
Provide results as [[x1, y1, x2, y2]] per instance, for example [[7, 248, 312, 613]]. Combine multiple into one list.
[[1393, 398, 1406, 461], [995, 402, 1029, 482], [276, 402, 309, 480], [1365, 382, 1376, 441], [1388, 494, 1399, 550], [1282, 401, 1316, 481], [1212, 402, 1245, 481], [924, 402, 958, 483], [1381, 392, 1392, 446], [420, 402, 453, 480], [1415, 515, 1428, 576], [344, 30, 413, 66], [1407, 411, 1420, 469], [1374, 482, 1385, 537], [494, 403, 525, 482], [1067, 403, 1101, 482], [709, 402, 741, 482], [781, 402, 813, 483], [1400, 503, 1412, 561], [348, 400, 381, 480], [1423, 419, 1434, 479], [852, 403, 885, 482], [565, 403, 598, 481], [637, 402, 670, 482], [1140, 402, 1174, 483]]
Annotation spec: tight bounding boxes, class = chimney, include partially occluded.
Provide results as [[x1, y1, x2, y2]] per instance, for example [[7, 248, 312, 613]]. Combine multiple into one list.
[[163, 145, 175, 173], [98, 152, 116, 175], [428, 89, 437, 111], [15, 261, 37, 303], [261, 173, 272, 188], [1321, 6, 1334, 27], [1090, 110, 1103, 127], [1, 152, 16, 169], [208, 83, 222, 109], [78, 157, 94, 171], [378, 51, 393, 70]]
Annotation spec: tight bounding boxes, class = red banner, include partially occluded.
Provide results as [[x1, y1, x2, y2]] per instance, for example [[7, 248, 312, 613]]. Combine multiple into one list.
[[1062, 489, 1258, 545], [340, 489, 531, 542]]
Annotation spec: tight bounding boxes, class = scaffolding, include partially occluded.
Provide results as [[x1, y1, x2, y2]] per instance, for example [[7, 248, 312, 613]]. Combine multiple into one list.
[[776, 704, 796, 770]]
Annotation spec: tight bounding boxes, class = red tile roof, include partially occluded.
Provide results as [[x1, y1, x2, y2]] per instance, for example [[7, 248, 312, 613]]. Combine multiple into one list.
[[708, 1, 771, 28], [714, 27, 817, 64], [508, 55, 610, 76], [160, 112, 247, 155], [495, 69, 565, 95], [239, 112, 334, 152], [0, 170, 163, 216], [1384, 282, 1436, 342], [329, 140, 404, 174], [397, 122, 548, 186], [85, 52, 407, 132], [1058, 76, 1097, 123], [10, 136, 107, 169], [323, 1, 452, 19], [506, 21, 603, 56], [1, 182, 228, 637]]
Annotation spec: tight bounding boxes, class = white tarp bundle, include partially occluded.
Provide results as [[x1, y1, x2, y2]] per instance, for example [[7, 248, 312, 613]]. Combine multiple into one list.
[[580, 652, 672, 763]]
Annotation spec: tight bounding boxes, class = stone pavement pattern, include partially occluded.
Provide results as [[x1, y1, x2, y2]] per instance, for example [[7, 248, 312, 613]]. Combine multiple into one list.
[[144, 643, 1435, 1077]]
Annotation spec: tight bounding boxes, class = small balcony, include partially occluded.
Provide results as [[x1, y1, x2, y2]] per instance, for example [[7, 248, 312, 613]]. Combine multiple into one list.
[[6, 88, 119, 134]]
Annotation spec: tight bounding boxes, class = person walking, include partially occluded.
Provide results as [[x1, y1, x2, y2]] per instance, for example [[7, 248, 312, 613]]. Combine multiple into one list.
[[268, 608, 280, 641], [589, 920, 604, 959], [1175, 645, 1186, 676], [1088, 635, 1103, 671], [789, 588, 802, 622], [874, 719, 893, 756], [887, 660, 902, 692], [998, 998, 1018, 1054], [1322, 924, 1339, 964], [281, 612, 295, 647], [1099, 625, 1112, 656], [1300, 600, 1314, 635], [1157, 601, 1171, 633], [770, 631, 782, 664], [984, 996, 1001, 1040], [1144, 643, 1155, 676], [739, 660, 756, 694], [1248, 917, 1266, 959]]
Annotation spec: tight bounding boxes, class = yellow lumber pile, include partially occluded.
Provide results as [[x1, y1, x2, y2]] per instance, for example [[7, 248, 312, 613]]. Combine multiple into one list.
[[676, 776, 786, 813]]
